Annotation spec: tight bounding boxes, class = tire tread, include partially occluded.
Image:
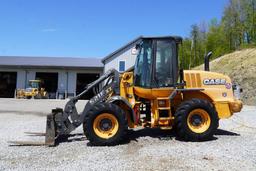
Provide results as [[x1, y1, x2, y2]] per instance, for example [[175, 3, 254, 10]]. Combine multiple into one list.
[[174, 98, 218, 141]]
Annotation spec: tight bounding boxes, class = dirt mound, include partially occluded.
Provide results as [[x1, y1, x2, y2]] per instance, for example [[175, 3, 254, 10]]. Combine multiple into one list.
[[194, 48, 256, 105]]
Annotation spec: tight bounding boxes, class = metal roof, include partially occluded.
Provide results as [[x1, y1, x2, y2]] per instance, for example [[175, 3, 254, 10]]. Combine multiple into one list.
[[101, 35, 183, 63], [0, 56, 103, 69]]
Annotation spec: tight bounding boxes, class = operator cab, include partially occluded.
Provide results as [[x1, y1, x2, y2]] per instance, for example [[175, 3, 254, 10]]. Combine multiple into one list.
[[29, 80, 41, 89], [133, 36, 182, 99]]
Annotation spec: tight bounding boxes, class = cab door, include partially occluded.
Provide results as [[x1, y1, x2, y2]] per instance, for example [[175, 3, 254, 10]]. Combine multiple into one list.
[[151, 39, 178, 98], [134, 38, 178, 99]]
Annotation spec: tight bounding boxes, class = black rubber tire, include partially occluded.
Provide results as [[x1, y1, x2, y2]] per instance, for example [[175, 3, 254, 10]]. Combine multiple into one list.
[[174, 98, 219, 141], [42, 93, 49, 99], [34, 94, 42, 99], [83, 102, 128, 146]]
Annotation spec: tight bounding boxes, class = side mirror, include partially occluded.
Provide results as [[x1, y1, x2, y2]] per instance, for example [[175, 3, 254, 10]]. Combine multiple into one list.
[[135, 43, 140, 49], [132, 43, 141, 55], [204, 51, 212, 71]]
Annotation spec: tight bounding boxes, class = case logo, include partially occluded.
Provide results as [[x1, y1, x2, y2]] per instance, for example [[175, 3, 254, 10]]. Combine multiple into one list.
[[203, 78, 226, 85]]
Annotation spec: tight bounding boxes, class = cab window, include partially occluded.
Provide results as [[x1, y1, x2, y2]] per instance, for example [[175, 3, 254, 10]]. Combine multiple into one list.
[[134, 40, 153, 88], [155, 40, 176, 87]]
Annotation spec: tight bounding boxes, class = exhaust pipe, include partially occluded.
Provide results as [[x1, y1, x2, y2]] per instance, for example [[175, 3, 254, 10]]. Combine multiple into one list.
[[204, 51, 212, 71]]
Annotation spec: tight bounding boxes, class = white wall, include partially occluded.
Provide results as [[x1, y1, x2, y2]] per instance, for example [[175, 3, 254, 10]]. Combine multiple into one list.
[[16, 70, 26, 89], [26, 70, 36, 86], [104, 46, 137, 73], [67, 71, 76, 95], [58, 71, 68, 92]]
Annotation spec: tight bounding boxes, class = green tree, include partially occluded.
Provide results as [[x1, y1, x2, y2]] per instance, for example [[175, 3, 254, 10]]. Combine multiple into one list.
[[222, 0, 243, 50], [206, 19, 229, 58], [190, 24, 200, 67], [180, 38, 192, 69], [183, 0, 256, 68]]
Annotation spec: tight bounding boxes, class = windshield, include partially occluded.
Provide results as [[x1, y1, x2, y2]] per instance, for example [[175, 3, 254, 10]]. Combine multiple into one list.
[[134, 38, 178, 88], [29, 81, 40, 88], [134, 40, 153, 88]]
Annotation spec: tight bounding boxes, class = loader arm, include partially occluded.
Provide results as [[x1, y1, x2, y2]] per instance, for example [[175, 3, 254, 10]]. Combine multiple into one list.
[[53, 68, 120, 137]]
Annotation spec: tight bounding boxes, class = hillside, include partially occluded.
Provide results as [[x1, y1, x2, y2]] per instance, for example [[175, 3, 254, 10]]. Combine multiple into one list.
[[194, 48, 256, 105]]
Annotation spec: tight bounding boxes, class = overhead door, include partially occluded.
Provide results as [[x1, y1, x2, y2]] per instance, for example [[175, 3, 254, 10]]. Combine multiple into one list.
[[36, 72, 58, 99], [0, 72, 17, 98], [76, 73, 99, 99]]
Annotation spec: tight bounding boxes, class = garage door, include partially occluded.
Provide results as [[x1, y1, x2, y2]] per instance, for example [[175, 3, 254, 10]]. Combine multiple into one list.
[[0, 72, 17, 98], [36, 72, 58, 99], [76, 73, 100, 99]]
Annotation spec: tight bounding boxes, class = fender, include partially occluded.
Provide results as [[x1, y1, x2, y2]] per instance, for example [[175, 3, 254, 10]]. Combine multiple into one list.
[[107, 96, 136, 123]]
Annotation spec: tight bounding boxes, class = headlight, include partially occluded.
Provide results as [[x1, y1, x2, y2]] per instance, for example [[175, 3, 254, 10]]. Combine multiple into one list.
[[232, 84, 242, 99]]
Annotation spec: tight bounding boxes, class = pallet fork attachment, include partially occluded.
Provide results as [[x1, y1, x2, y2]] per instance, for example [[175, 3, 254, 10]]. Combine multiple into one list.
[[8, 113, 57, 146]]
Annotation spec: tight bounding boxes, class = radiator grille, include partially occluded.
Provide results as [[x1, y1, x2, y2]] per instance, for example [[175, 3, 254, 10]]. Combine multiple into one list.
[[185, 73, 202, 88]]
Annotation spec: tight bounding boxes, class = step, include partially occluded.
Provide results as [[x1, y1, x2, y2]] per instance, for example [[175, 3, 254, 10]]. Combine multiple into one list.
[[158, 107, 171, 110], [159, 117, 172, 121], [157, 97, 170, 100]]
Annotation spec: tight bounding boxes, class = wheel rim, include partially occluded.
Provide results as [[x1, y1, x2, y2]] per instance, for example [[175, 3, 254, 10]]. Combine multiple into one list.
[[93, 113, 119, 139], [187, 109, 211, 133]]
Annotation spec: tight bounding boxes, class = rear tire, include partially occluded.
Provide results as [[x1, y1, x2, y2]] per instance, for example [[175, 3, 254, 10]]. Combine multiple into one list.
[[174, 98, 218, 141], [26, 96, 32, 99], [42, 92, 49, 99], [83, 102, 128, 146]]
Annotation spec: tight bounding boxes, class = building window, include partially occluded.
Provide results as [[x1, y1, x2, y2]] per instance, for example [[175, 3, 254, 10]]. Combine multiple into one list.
[[119, 61, 125, 72]]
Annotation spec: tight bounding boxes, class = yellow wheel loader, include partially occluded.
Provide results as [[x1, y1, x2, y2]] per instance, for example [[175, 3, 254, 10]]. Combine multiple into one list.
[[16, 80, 49, 99], [10, 36, 242, 146]]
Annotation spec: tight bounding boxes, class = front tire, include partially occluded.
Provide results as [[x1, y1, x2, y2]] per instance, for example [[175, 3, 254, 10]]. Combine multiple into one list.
[[42, 92, 49, 99], [174, 98, 218, 141], [34, 94, 42, 99], [83, 102, 128, 146]]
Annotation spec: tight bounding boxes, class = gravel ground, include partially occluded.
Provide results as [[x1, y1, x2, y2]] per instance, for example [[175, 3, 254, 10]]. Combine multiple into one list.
[[0, 99, 255, 171]]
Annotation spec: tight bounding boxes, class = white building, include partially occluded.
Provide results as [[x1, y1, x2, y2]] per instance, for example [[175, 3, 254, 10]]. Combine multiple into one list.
[[101, 36, 142, 73], [0, 56, 103, 99]]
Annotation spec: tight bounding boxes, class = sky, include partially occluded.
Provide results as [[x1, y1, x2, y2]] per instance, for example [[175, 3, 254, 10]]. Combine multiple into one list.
[[0, 0, 228, 58]]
